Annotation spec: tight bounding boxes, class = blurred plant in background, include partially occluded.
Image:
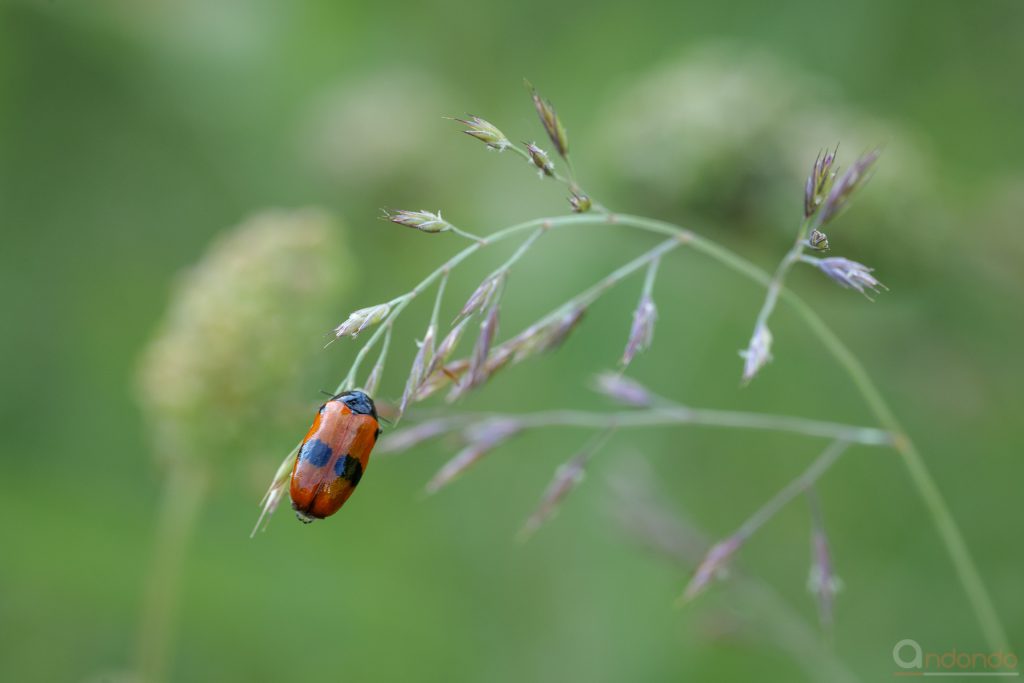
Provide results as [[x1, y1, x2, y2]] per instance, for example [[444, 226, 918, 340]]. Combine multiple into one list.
[[595, 43, 947, 256], [135, 208, 349, 682], [295, 68, 458, 191]]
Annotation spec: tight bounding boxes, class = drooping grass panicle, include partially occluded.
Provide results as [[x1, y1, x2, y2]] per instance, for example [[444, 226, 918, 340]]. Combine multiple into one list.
[[680, 439, 850, 603], [806, 488, 842, 628], [425, 418, 522, 494], [518, 428, 616, 541], [455, 227, 547, 324], [375, 416, 465, 455], [622, 256, 660, 367], [248, 85, 1011, 658], [421, 237, 682, 403], [498, 304, 588, 365], [608, 462, 864, 683], [680, 535, 744, 604]]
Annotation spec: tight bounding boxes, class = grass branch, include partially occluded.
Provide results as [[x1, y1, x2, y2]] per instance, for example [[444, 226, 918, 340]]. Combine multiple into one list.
[[322, 208, 1006, 651]]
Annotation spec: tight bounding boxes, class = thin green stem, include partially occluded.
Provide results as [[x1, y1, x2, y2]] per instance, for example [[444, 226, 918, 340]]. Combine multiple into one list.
[[736, 440, 850, 540], [459, 408, 890, 446], [494, 226, 545, 275], [363, 323, 393, 395], [777, 289, 1010, 652], [753, 218, 811, 331], [533, 237, 683, 328], [336, 218, 589, 393], [429, 270, 449, 331], [450, 226, 486, 243], [641, 254, 661, 300], [137, 464, 208, 683], [507, 142, 610, 212]]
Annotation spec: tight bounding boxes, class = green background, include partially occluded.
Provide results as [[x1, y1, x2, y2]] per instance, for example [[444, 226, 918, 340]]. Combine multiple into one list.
[[1, 1, 1022, 681]]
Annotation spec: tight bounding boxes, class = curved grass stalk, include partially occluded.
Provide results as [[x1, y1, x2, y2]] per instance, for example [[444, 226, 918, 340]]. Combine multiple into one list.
[[603, 212, 1009, 652], [448, 408, 891, 446], [316, 208, 1006, 651]]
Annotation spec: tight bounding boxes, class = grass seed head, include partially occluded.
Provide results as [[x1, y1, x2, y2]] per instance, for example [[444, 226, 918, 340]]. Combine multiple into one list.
[[452, 115, 511, 151], [526, 80, 569, 158], [384, 209, 454, 233]]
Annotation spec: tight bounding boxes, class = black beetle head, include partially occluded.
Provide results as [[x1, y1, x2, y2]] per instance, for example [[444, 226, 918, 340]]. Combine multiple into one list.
[[333, 390, 378, 419]]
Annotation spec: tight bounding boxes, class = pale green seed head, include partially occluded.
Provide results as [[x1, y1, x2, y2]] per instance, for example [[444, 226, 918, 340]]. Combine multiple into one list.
[[137, 208, 350, 469]]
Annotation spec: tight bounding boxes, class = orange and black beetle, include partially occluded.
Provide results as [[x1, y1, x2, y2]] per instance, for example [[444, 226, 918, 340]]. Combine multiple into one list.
[[290, 390, 381, 523]]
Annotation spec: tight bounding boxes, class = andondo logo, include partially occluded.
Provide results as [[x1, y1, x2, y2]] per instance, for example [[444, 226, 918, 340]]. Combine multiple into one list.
[[893, 639, 1019, 677]]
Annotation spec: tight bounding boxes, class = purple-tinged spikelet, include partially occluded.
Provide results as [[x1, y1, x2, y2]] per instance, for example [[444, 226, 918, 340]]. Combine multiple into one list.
[[812, 257, 886, 299], [425, 318, 470, 380], [681, 535, 743, 603], [481, 305, 586, 373], [364, 353, 386, 396], [593, 372, 653, 408], [459, 273, 505, 320], [376, 417, 461, 454], [425, 418, 521, 493], [804, 146, 839, 219], [416, 358, 469, 401], [622, 294, 657, 366], [519, 450, 591, 540], [399, 323, 436, 417], [455, 304, 500, 397], [807, 491, 842, 627], [818, 149, 880, 227], [540, 307, 586, 352]]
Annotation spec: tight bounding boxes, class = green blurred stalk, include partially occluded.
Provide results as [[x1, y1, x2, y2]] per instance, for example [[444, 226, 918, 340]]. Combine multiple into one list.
[[137, 464, 209, 683]]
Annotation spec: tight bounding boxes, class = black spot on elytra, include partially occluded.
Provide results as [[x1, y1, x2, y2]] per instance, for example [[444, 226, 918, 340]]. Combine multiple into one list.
[[333, 454, 364, 485]]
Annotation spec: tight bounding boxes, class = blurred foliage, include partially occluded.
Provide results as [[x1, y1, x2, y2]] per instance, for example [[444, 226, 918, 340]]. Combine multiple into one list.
[[1, 1, 1022, 682], [138, 208, 348, 470]]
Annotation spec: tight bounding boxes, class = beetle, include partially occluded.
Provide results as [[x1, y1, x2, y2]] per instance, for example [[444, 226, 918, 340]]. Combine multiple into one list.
[[290, 390, 381, 523]]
